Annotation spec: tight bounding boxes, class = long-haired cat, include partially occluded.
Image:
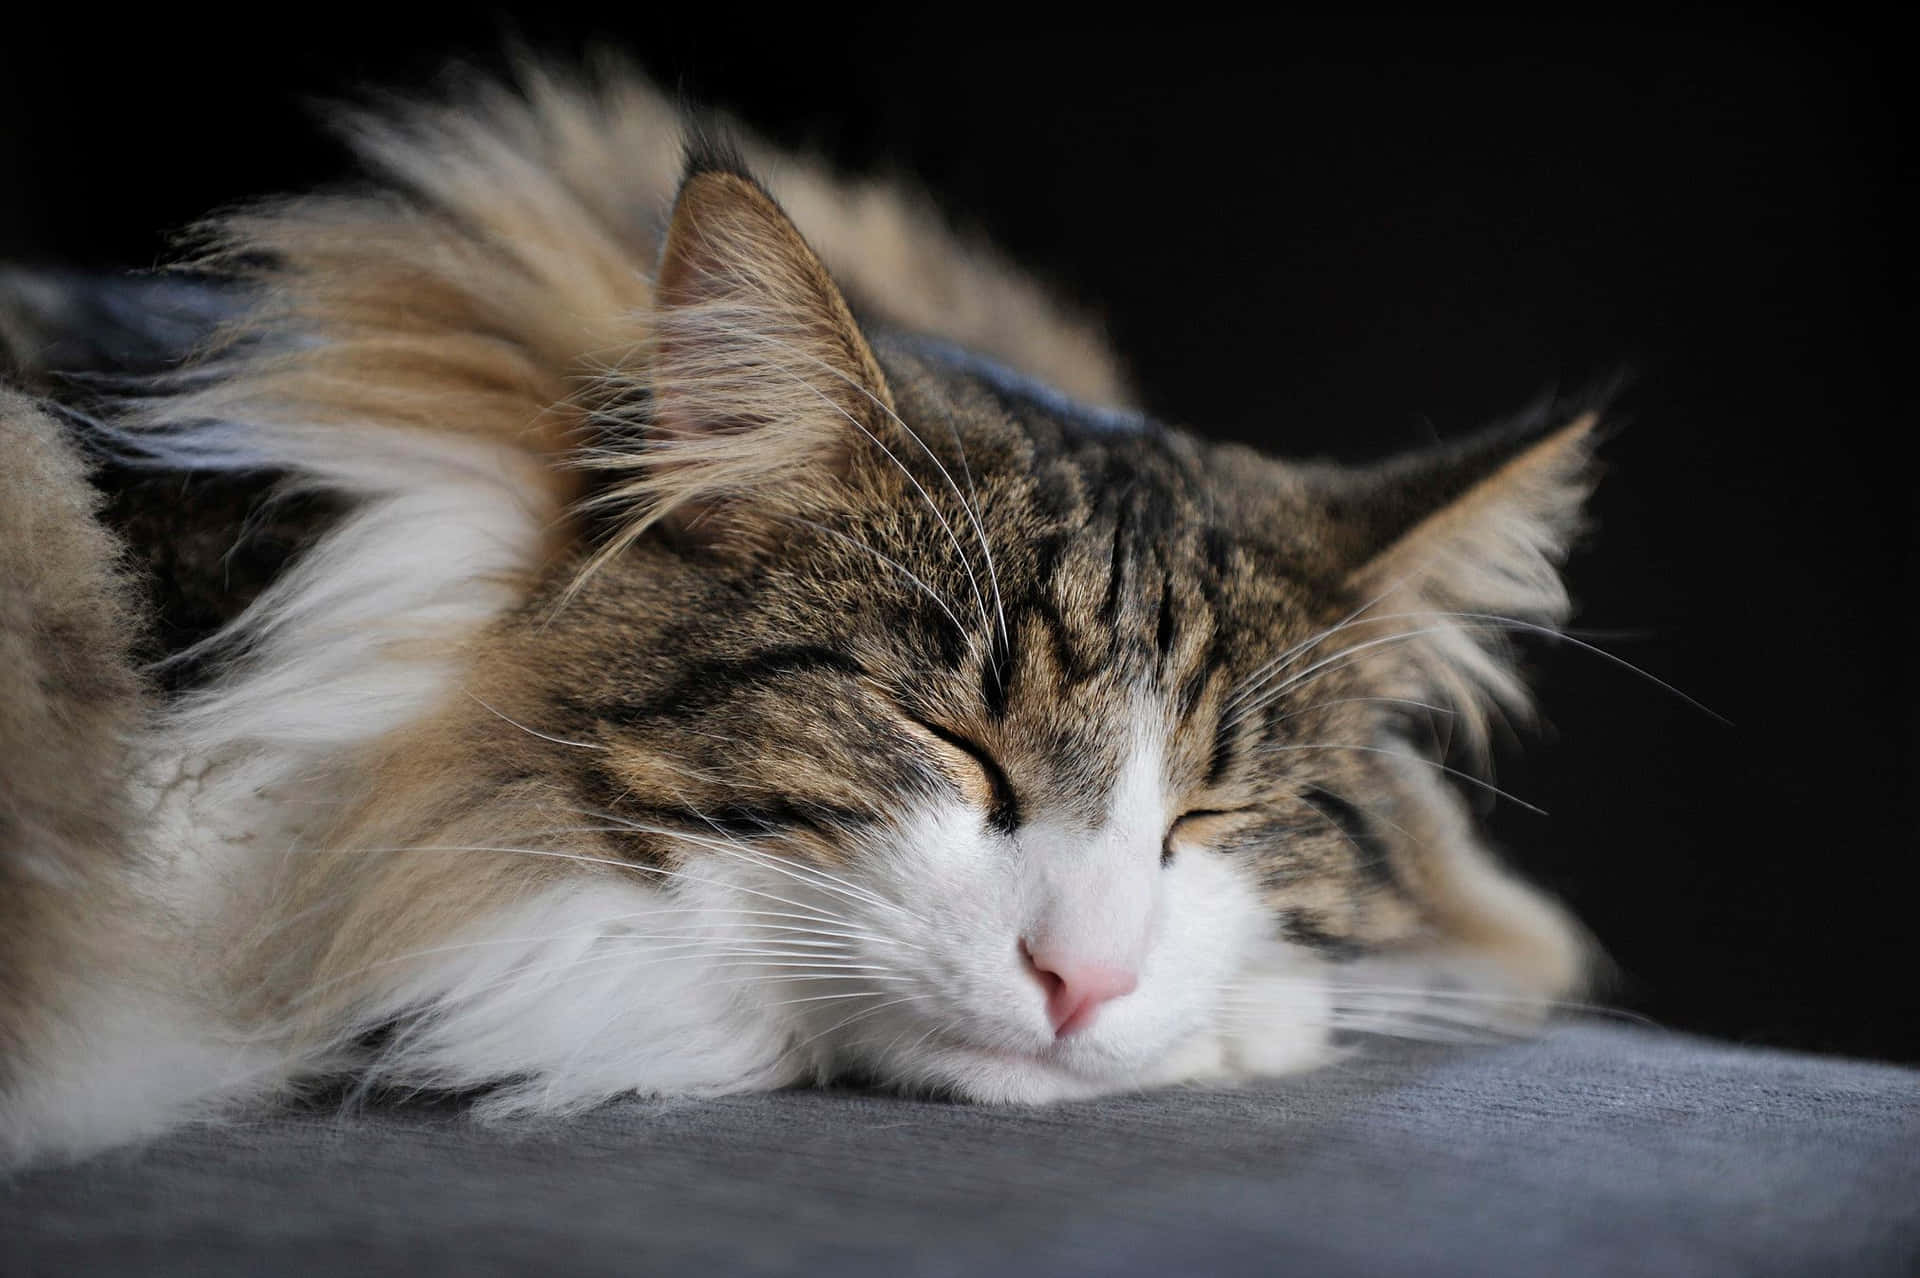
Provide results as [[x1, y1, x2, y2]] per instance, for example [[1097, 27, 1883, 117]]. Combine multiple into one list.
[[0, 61, 1596, 1163]]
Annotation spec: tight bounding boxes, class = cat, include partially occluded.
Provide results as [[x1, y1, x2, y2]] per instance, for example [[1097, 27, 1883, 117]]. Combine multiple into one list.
[[0, 61, 1596, 1164]]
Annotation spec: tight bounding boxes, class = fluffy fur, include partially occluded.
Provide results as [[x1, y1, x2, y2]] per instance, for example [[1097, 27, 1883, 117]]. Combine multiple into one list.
[[0, 61, 1597, 1164]]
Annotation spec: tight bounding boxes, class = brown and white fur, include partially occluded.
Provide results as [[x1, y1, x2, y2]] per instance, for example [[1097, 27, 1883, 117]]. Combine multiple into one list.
[[0, 61, 1595, 1163]]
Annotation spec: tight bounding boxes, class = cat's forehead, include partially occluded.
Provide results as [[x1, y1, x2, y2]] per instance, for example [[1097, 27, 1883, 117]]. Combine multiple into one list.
[[855, 335, 1340, 683], [875, 348, 1188, 547], [872, 334, 1340, 579]]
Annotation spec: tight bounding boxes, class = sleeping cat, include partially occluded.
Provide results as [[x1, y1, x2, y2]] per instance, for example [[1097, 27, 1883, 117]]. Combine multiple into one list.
[[0, 62, 1595, 1163]]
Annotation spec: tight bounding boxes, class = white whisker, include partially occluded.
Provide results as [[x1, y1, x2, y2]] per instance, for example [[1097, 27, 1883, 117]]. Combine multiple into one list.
[[780, 514, 973, 648], [1255, 742, 1548, 815], [463, 690, 605, 750], [567, 807, 928, 929]]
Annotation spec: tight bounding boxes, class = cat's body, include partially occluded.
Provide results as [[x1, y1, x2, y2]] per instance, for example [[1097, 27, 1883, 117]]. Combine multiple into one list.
[[0, 63, 1593, 1163]]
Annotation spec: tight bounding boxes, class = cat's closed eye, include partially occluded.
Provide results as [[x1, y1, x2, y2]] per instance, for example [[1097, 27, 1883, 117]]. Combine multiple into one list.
[[1161, 809, 1245, 865], [908, 717, 1021, 832]]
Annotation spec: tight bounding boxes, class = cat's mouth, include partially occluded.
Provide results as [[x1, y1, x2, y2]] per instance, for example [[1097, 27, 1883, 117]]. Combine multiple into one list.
[[964, 1040, 1063, 1067]]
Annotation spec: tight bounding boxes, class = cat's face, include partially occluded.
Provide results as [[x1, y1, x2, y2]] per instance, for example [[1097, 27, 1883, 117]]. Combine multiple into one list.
[[510, 188, 1592, 1097], [537, 342, 1423, 1098]]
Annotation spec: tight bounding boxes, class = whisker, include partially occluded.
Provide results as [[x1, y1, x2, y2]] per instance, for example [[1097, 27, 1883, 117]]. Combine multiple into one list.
[[463, 690, 604, 750], [1433, 611, 1726, 724], [1225, 576, 1414, 712], [736, 328, 1010, 656], [758, 989, 908, 1010], [928, 385, 1006, 656], [294, 842, 883, 932], [1255, 741, 1549, 815], [561, 811, 925, 930], [698, 967, 914, 984], [750, 345, 995, 641], [776, 992, 935, 1068], [779, 514, 973, 648], [1226, 623, 1473, 729], [1231, 610, 1719, 729], [588, 800, 907, 920], [1270, 695, 1456, 724], [272, 929, 891, 1017], [370, 952, 911, 1042]]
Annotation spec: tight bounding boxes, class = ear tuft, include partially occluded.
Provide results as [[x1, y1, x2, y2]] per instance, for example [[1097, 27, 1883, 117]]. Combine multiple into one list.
[[579, 148, 894, 569], [1330, 412, 1601, 754], [677, 128, 756, 188]]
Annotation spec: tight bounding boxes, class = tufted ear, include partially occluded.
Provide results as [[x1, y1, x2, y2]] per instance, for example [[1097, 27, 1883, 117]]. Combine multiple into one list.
[[1320, 414, 1600, 753], [1296, 415, 1603, 1011], [588, 146, 895, 558]]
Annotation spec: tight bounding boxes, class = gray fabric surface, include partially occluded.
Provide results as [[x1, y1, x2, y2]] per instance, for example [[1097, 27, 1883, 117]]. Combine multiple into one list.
[[2, 1023, 1915, 1277]]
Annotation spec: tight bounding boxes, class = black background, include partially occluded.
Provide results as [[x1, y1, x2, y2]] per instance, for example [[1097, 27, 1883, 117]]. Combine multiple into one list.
[[2, 9, 1908, 1061]]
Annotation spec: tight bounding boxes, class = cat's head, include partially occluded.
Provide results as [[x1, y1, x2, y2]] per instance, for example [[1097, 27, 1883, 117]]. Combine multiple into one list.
[[455, 151, 1597, 1100]]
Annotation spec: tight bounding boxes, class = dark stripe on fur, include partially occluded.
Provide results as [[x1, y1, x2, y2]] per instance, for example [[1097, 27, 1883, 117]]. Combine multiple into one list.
[[594, 644, 867, 724], [1299, 786, 1399, 890]]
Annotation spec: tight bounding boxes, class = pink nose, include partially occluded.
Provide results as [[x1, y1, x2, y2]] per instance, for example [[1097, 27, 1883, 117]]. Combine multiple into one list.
[[1022, 943, 1139, 1038]]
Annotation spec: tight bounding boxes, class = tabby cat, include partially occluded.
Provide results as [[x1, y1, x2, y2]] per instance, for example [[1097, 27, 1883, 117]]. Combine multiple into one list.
[[0, 63, 1596, 1163]]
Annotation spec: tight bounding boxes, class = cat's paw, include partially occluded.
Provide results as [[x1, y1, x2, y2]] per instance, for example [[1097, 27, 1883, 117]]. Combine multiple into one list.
[[1213, 975, 1338, 1079]]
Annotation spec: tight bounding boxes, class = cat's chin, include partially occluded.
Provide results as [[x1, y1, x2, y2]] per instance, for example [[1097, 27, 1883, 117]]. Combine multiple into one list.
[[884, 1044, 1154, 1105], [860, 1025, 1309, 1105], [936, 1011, 1339, 1102]]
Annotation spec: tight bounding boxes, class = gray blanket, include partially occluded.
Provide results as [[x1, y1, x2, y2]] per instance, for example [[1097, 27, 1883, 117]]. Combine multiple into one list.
[[4, 1023, 1915, 1276]]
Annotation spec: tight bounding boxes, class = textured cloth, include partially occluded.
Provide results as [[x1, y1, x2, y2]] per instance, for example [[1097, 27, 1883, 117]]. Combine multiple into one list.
[[3, 1023, 1915, 1276]]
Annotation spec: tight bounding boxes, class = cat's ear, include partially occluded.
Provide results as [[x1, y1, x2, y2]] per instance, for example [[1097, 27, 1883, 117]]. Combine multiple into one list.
[[1321, 414, 1599, 752], [591, 145, 895, 555]]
